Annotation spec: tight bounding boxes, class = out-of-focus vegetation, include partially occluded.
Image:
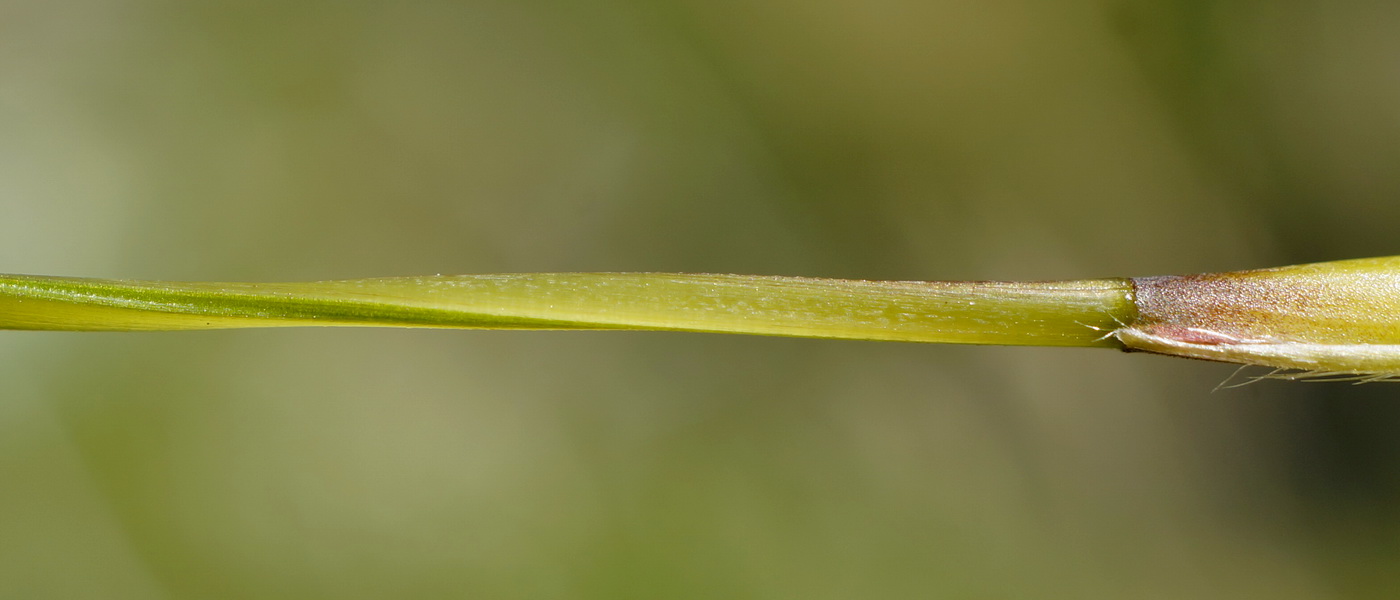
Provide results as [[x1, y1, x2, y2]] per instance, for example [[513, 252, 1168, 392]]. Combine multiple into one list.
[[3, 1, 1400, 598]]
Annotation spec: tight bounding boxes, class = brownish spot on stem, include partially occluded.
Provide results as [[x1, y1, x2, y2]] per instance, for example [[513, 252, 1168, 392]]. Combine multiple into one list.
[[1132, 259, 1400, 347]]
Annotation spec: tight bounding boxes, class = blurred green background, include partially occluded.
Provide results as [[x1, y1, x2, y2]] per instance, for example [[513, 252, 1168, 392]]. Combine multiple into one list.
[[3, 1, 1400, 598]]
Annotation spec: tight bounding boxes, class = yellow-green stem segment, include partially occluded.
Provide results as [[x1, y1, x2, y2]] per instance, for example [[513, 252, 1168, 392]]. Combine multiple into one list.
[[0, 273, 1135, 347]]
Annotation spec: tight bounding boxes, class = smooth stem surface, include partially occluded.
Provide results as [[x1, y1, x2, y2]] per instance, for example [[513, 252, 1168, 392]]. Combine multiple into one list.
[[0, 273, 1135, 347]]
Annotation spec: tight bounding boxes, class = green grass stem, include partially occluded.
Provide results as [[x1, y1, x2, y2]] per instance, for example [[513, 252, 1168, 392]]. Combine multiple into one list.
[[10, 256, 1400, 378]]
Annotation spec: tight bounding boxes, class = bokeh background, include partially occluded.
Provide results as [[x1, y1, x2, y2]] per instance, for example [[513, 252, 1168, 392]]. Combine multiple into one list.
[[2, 1, 1400, 598]]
